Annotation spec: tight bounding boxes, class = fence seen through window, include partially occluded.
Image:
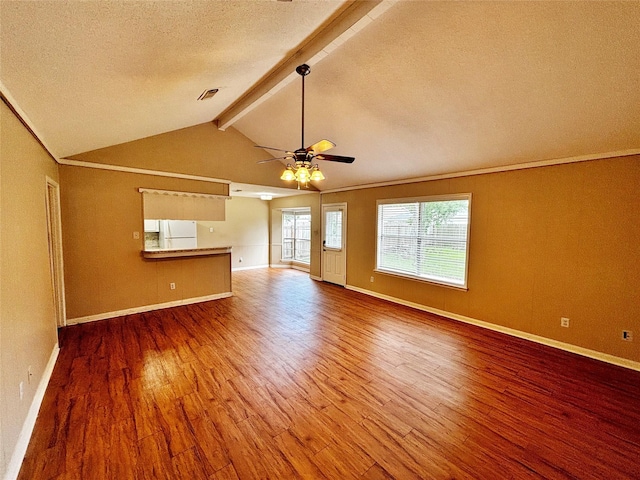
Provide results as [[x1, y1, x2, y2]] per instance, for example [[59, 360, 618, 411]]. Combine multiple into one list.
[[376, 195, 471, 288]]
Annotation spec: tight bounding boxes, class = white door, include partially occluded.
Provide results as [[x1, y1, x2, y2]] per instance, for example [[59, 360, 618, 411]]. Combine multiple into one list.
[[322, 203, 347, 286]]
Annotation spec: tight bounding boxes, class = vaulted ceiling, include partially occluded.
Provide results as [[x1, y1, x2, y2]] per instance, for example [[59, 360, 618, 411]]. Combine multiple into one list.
[[2, 1, 639, 192]]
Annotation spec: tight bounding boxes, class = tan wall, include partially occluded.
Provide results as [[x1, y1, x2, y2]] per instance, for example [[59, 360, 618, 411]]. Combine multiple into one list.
[[69, 122, 299, 191], [1, 101, 60, 475], [322, 156, 640, 363], [197, 196, 270, 270], [270, 194, 321, 278], [60, 165, 231, 321]]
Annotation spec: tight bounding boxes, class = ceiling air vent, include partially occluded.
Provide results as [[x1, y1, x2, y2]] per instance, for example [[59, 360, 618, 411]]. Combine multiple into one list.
[[197, 88, 219, 101]]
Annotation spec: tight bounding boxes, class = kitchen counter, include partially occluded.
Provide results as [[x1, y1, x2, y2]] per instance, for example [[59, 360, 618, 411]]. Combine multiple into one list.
[[142, 246, 232, 259]]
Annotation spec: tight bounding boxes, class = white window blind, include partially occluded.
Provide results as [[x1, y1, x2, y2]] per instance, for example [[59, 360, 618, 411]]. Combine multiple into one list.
[[376, 194, 471, 288]]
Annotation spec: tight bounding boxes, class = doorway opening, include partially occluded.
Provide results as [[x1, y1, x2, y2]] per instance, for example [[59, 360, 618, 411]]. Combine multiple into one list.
[[45, 177, 66, 328]]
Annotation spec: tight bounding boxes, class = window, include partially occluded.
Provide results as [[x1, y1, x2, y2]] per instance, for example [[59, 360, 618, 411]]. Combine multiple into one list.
[[324, 210, 342, 249], [282, 209, 311, 263], [376, 194, 471, 288]]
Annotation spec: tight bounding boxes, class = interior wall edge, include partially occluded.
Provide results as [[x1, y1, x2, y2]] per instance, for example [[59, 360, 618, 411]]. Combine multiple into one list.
[[347, 284, 640, 372], [4, 344, 59, 480], [0, 83, 59, 162], [65, 292, 233, 326]]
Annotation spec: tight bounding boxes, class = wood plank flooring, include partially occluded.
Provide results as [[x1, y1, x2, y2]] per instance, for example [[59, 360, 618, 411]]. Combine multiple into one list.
[[19, 268, 640, 479]]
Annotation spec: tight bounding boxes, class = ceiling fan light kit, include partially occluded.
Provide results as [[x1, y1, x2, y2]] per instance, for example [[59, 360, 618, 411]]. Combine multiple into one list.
[[310, 167, 325, 181], [257, 64, 355, 189], [280, 164, 325, 184], [280, 167, 296, 181]]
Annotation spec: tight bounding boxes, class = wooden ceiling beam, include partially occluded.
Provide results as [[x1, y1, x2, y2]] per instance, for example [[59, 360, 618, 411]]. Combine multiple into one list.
[[215, 0, 393, 131]]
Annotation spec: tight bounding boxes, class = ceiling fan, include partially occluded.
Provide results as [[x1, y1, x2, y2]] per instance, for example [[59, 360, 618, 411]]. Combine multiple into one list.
[[257, 64, 355, 188]]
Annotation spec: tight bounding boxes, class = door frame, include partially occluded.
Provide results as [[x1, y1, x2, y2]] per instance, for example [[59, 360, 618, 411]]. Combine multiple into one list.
[[45, 176, 67, 328], [321, 202, 347, 286]]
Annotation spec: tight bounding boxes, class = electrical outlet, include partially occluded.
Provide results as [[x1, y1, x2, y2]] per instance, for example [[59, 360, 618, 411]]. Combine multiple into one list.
[[133, 231, 140, 239], [370, 276, 374, 282], [170, 282, 176, 290], [209, 227, 214, 233], [561, 317, 570, 328], [622, 330, 633, 342], [19, 381, 24, 400]]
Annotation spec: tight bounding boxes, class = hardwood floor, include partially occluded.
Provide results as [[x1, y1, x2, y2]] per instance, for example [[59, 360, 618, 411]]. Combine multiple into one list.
[[19, 268, 640, 479]]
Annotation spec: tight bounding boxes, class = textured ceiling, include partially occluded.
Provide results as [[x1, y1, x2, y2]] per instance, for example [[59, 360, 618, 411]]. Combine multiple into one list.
[[235, 1, 640, 190], [2, 1, 639, 192], [0, 0, 346, 157]]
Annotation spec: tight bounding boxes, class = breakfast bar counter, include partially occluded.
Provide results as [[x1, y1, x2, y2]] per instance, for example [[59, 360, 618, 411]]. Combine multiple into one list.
[[142, 246, 232, 259]]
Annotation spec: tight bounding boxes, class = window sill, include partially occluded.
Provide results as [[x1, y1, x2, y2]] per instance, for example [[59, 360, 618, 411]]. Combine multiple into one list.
[[374, 269, 468, 291]]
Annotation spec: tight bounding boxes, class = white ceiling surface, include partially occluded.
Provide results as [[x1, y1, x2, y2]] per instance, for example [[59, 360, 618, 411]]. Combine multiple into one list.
[[2, 2, 640, 193], [0, 0, 346, 157], [236, 1, 640, 190]]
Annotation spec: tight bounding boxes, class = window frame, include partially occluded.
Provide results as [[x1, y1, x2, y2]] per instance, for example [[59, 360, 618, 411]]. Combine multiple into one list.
[[375, 193, 472, 290], [281, 208, 312, 265]]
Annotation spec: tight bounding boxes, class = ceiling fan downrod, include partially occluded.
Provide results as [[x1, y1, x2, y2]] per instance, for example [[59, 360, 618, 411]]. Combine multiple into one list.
[[296, 64, 311, 153], [254, 63, 354, 188]]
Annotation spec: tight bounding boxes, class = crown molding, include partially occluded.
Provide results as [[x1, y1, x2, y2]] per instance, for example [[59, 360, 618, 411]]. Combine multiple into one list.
[[58, 158, 231, 185], [1, 82, 60, 161], [320, 149, 640, 194]]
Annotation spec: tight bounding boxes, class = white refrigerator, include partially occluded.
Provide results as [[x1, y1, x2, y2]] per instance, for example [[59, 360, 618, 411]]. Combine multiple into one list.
[[159, 220, 197, 249]]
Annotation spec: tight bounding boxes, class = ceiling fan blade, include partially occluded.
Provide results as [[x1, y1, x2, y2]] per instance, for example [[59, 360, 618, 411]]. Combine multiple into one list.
[[306, 139, 336, 154], [255, 145, 293, 154], [315, 154, 355, 164], [257, 156, 290, 164]]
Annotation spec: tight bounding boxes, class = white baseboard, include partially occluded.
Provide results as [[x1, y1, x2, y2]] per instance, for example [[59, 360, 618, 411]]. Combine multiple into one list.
[[232, 264, 269, 272], [66, 292, 233, 325], [4, 344, 60, 480], [346, 285, 640, 372], [268, 263, 310, 273], [290, 264, 310, 273], [267, 264, 316, 277]]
